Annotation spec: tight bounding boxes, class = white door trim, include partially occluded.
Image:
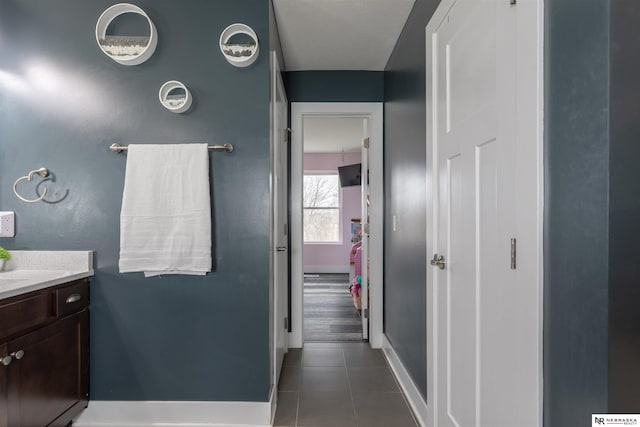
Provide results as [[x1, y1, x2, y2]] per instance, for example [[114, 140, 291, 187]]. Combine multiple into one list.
[[425, 0, 544, 425], [270, 50, 289, 390], [290, 102, 384, 348]]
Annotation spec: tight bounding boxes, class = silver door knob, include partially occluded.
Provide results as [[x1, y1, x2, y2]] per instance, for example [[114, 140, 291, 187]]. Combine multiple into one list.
[[11, 350, 24, 360], [1, 355, 11, 366], [430, 254, 446, 270], [276, 246, 287, 252]]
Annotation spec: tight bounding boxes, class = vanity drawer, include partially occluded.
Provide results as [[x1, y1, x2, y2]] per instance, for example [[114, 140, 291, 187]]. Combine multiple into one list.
[[55, 279, 89, 317], [0, 291, 54, 340]]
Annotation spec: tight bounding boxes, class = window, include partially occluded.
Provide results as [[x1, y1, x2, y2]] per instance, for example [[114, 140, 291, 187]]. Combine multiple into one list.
[[303, 173, 340, 243]]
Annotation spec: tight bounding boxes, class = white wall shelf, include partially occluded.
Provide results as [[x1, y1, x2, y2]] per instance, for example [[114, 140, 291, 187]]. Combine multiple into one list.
[[158, 80, 192, 114], [219, 23, 259, 68], [95, 3, 158, 66]]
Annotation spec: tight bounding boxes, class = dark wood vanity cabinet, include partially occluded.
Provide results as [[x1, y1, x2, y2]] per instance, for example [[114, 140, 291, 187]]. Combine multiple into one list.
[[0, 279, 89, 427]]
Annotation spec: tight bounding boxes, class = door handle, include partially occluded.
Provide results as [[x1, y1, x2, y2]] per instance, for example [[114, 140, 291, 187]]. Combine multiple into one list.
[[276, 246, 287, 252], [66, 293, 82, 304], [430, 254, 446, 270]]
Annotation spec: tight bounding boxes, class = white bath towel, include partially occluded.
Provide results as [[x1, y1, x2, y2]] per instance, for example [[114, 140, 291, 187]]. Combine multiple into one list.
[[119, 144, 212, 276]]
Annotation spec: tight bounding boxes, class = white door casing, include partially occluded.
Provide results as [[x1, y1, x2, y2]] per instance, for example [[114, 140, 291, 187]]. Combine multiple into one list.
[[271, 51, 289, 388], [290, 103, 384, 348], [426, 0, 542, 426]]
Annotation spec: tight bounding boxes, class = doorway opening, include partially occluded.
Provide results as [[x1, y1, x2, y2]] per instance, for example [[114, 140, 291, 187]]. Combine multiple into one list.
[[290, 102, 383, 349], [301, 116, 365, 342]]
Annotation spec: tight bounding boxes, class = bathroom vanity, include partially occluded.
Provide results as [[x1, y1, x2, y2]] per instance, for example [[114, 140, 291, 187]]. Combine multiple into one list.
[[0, 251, 93, 427]]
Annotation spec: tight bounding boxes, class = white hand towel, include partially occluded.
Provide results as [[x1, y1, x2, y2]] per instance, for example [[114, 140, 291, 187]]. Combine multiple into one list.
[[119, 144, 212, 276]]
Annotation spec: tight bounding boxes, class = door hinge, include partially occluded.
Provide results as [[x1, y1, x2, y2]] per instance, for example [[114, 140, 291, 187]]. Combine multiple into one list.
[[363, 138, 370, 149], [284, 317, 288, 329], [510, 238, 517, 270], [363, 223, 370, 235], [363, 308, 369, 319]]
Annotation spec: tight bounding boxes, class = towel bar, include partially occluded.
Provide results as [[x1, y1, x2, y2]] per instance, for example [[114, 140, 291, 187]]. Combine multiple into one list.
[[109, 143, 234, 153]]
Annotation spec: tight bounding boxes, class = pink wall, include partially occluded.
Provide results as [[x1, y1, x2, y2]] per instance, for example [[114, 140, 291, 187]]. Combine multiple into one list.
[[304, 152, 362, 272]]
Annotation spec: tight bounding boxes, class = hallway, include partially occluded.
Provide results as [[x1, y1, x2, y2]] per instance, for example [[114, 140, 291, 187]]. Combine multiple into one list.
[[274, 343, 418, 427]]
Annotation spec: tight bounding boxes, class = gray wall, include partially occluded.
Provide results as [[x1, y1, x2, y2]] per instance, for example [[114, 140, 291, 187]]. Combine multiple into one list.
[[284, 71, 384, 102], [383, 0, 440, 399], [544, 0, 610, 423], [608, 0, 640, 412], [0, 0, 273, 401]]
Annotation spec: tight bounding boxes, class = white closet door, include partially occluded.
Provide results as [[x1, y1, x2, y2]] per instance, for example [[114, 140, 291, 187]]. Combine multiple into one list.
[[428, 0, 540, 425]]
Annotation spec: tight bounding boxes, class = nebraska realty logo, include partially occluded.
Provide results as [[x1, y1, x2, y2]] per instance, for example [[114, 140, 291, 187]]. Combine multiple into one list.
[[593, 415, 640, 426]]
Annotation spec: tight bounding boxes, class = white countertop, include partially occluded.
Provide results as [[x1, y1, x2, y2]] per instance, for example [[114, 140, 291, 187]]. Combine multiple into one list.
[[0, 251, 94, 299]]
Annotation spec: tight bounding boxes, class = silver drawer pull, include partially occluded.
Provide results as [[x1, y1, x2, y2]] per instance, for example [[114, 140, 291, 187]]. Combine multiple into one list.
[[66, 293, 82, 304], [10, 350, 24, 360], [1, 355, 12, 366]]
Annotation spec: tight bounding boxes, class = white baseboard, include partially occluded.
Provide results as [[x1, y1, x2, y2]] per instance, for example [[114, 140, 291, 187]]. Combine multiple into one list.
[[382, 335, 428, 427], [303, 265, 349, 274], [73, 393, 275, 427]]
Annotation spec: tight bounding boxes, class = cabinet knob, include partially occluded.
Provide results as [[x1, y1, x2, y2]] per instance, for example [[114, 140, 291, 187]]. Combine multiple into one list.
[[11, 350, 24, 360], [1, 355, 11, 366]]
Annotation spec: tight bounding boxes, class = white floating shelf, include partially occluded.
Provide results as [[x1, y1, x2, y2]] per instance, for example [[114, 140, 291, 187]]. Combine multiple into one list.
[[96, 3, 158, 66], [158, 80, 192, 114], [219, 23, 259, 68]]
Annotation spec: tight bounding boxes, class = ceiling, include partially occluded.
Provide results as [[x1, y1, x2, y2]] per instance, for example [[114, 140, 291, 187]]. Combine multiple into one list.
[[303, 116, 365, 153], [272, 0, 416, 71]]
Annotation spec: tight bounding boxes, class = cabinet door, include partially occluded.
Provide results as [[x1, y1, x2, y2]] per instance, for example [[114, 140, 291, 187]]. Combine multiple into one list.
[[7, 311, 88, 427]]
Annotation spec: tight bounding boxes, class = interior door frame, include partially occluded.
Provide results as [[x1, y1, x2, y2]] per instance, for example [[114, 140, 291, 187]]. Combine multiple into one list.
[[425, 0, 544, 425], [290, 102, 384, 348], [269, 51, 289, 393]]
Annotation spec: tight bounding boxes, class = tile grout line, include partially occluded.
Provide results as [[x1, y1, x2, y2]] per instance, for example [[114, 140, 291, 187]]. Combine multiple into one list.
[[343, 345, 360, 427], [295, 351, 302, 427], [383, 351, 421, 426]]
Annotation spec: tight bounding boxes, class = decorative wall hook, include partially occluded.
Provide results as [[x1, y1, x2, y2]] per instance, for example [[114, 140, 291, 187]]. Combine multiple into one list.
[[13, 167, 49, 203]]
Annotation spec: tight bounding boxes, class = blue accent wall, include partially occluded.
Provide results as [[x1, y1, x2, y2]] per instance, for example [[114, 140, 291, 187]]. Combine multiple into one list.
[[0, 0, 272, 401], [284, 71, 384, 102], [608, 0, 640, 412], [383, 0, 440, 399], [544, 0, 610, 423]]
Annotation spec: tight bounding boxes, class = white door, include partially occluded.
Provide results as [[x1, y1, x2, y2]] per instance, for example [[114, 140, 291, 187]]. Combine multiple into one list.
[[272, 52, 289, 386], [429, 0, 539, 426], [360, 119, 370, 340]]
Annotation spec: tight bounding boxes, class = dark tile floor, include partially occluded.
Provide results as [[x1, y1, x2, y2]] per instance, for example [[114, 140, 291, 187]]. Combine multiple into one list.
[[274, 342, 418, 427]]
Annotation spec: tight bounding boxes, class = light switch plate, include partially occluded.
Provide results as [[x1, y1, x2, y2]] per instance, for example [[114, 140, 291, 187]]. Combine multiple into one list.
[[0, 211, 15, 237]]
